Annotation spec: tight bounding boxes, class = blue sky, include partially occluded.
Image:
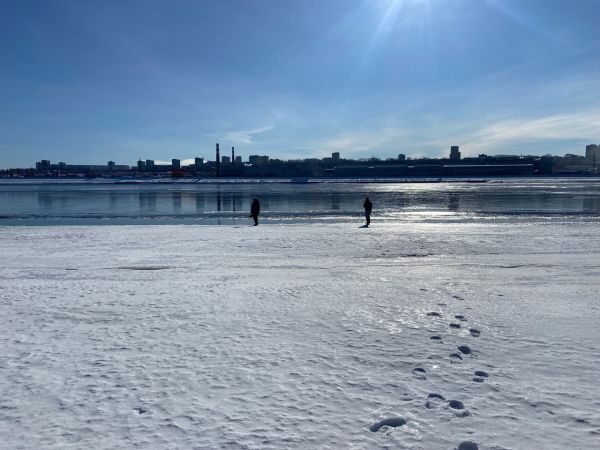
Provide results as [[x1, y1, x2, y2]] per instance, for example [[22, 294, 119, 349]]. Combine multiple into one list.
[[1, 0, 599, 167]]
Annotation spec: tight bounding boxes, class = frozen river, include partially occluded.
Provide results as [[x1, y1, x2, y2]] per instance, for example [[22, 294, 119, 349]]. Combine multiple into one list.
[[1, 218, 599, 449], [1, 178, 600, 225]]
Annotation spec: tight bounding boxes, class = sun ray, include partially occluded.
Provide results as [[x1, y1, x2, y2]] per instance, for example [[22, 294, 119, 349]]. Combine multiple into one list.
[[481, 0, 563, 44]]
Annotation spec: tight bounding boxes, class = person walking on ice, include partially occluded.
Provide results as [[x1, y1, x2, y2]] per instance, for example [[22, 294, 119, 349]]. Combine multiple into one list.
[[250, 197, 261, 226], [363, 196, 373, 227]]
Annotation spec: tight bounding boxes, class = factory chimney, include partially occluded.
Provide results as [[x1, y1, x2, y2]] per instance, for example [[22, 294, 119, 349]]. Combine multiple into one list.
[[216, 143, 220, 176], [232, 146, 235, 165]]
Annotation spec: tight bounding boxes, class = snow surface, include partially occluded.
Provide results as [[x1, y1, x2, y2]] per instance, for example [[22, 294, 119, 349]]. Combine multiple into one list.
[[1, 221, 599, 449]]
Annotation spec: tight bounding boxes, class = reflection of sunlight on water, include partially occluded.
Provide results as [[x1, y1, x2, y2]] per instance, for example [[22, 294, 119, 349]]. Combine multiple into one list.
[[393, 210, 456, 215], [2, 179, 600, 225]]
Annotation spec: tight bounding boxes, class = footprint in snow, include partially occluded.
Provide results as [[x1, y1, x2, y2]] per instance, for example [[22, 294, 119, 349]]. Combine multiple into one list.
[[469, 328, 480, 337], [428, 393, 445, 401], [473, 370, 489, 383], [412, 367, 427, 379], [448, 400, 464, 410], [369, 417, 406, 432], [449, 323, 462, 329], [448, 400, 470, 417], [458, 345, 472, 355], [425, 393, 446, 409], [449, 353, 463, 361]]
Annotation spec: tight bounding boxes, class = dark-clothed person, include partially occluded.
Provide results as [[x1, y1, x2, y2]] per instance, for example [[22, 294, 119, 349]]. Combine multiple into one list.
[[363, 197, 373, 226], [250, 198, 261, 226]]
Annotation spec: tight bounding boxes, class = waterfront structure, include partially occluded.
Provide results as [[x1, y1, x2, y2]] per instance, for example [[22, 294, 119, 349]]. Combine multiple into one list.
[[249, 155, 269, 165], [450, 146, 461, 161], [19, 145, 597, 179], [35, 160, 51, 171], [586, 144, 599, 164]]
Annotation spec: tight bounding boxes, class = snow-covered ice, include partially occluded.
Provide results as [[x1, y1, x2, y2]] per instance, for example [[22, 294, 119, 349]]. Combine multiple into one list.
[[1, 221, 599, 449]]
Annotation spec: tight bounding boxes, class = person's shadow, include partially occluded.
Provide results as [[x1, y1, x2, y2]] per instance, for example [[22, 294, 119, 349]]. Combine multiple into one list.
[[359, 224, 369, 228]]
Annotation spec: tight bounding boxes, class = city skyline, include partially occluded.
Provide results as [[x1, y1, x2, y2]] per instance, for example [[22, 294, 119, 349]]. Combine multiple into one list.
[[10, 142, 594, 178], [25, 142, 600, 170], [2, 0, 600, 168]]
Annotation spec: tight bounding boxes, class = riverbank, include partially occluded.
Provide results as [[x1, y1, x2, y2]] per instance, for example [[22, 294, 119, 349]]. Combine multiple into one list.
[[1, 222, 599, 448]]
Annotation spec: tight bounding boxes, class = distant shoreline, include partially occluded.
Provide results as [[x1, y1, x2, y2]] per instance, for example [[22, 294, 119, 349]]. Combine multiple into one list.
[[1, 175, 600, 186]]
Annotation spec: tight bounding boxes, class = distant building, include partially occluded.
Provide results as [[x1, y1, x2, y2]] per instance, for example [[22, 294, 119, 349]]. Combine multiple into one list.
[[146, 159, 155, 170], [195, 157, 204, 168], [171, 159, 180, 169], [249, 155, 269, 165], [137, 160, 146, 172], [221, 156, 231, 164], [235, 156, 242, 164], [66, 164, 113, 173], [332, 152, 340, 162], [398, 154, 406, 161], [450, 146, 461, 161], [585, 144, 600, 164], [29, 161, 128, 175], [35, 160, 51, 171]]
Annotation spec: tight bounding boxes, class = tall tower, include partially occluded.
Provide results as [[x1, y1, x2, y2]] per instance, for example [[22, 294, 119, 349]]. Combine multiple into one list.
[[232, 146, 235, 165], [216, 143, 220, 176], [450, 146, 461, 161], [586, 144, 600, 171]]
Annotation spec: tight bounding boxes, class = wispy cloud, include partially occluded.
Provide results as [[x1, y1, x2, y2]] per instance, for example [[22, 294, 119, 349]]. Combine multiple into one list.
[[454, 110, 600, 155], [314, 108, 600, 159], [319, 127, 416, 157], [224, 125, 274, 144]]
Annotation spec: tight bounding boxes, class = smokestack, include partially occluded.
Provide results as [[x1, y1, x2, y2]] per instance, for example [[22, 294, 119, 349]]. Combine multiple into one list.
[[232, 146, 235, 165], [216, 143, 220, 176]]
